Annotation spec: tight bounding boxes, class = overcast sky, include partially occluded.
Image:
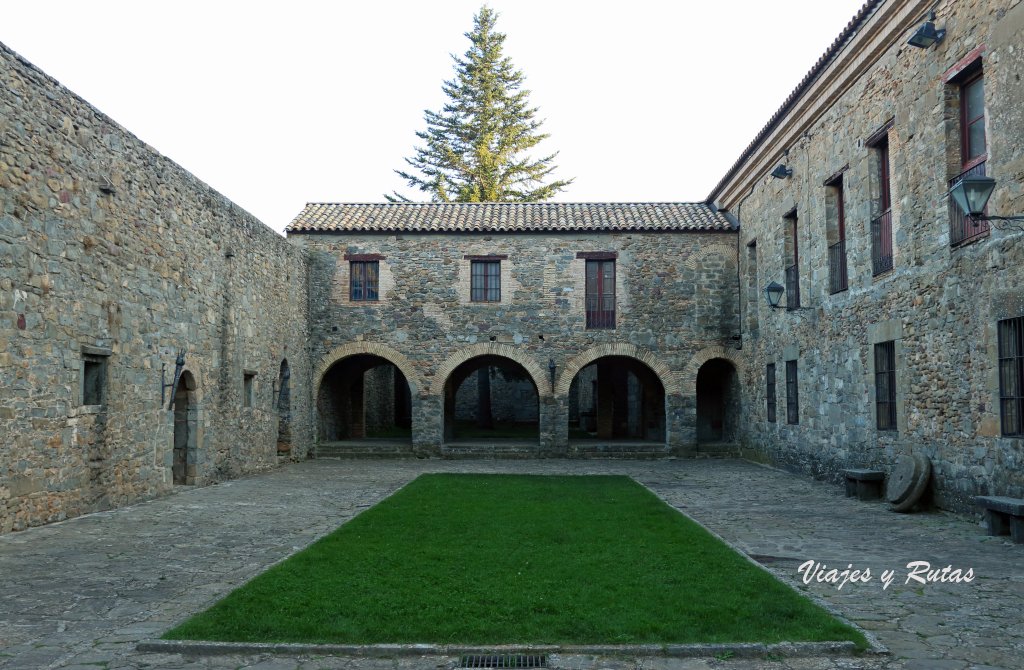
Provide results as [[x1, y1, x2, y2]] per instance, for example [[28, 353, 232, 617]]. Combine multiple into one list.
[[2, 1, 867, 233]]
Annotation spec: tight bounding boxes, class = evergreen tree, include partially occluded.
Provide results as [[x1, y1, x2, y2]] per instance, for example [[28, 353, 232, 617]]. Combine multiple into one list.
[[388, 6, 572, 202]]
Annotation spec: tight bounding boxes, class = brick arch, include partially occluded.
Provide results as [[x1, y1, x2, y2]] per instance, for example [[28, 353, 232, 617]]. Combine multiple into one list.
[[430, 343, 551, 399], [555, 343, 681, 397], [683, 243, 735, 270], [681, 345, 745, 392], [314, 341, 424, 396]]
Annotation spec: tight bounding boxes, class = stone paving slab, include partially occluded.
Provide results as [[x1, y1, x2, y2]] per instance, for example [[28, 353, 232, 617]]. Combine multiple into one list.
[[1, 459, 1021, 670]]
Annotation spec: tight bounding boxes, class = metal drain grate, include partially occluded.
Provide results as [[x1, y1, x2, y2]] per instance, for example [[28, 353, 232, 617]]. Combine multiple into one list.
[[459, 654, 547, 668]]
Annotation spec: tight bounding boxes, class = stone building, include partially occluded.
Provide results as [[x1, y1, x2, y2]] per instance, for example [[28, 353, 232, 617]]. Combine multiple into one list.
[[288, 202, 742, 458], [2, 0, 1023, 534], [0, 42, 314, 534], [710, 0, 1024, 510]]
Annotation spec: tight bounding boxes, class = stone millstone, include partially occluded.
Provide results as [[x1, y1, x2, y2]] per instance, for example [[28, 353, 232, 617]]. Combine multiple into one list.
[[891, 454, 932, 513], [886, 454, 921, 505]]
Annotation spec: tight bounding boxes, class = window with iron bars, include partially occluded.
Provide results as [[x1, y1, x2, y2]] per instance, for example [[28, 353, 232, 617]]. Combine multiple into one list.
[[766, 363, 776, 423], [470, 260, 501, 302], [950, 69, 989, 246], [783, 211, 800, 309], [826, 174, 848, 294], [874, 341, 897, 431], [785, 360, 799, 425], [869, 134, 893, 276], [585, 259, 615, 329], [998, 316, 1024, 437]]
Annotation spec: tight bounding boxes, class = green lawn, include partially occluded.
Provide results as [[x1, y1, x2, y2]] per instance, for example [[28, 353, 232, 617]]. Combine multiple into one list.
[[164, 474, 865, 647]]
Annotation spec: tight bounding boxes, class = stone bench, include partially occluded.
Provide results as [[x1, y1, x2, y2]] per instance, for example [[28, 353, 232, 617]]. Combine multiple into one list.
[[842, 469, 886, 501], [975, 496, 1024, 544]]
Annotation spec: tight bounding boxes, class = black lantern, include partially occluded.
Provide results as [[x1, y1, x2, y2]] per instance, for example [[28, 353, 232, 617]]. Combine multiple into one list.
[[907, 12, 945, 49], [763, 281, 785, 309], [948, 175, 1024, 228], [949, 175, 996, 217], [548, 358, 557, 392], [770, 164, 793, 180]]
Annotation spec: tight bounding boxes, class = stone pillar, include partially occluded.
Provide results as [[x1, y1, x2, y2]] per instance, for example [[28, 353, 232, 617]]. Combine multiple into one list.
[[412, 393, 443, 455], [596, 361, 614, 439], [349, 374, 365, 439], [668, 393, 694, 455]]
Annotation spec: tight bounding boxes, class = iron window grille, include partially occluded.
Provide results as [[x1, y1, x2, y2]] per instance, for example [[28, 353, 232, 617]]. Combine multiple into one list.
[[827, 175, 848, 294], [785, 359, 799, 425], [950, 72, 989, 246], [784, 211, 800, 309], [766, 363, 777, 423], [875, 341, 897, 431], [470, 260, 501, 302], [998, 316, 1024, 437], [350, 260, 380, 301], [585, 259, 615, 329], [869, 136, 893, 275]]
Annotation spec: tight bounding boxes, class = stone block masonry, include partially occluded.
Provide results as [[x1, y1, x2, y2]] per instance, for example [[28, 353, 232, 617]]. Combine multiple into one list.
[[712, 0, 1024, 511], [293, 228, 742, 454], [0, 41, 313, 533]]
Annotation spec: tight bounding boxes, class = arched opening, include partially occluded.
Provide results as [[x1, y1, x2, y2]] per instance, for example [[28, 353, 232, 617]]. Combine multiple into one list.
[[317, 354, 412, 442], [567, 356, 665, 443], [172, 370, 198, 485], [443, 355, 539, 443], [695, 358, 740, 444], [276, 359, 292, 454]]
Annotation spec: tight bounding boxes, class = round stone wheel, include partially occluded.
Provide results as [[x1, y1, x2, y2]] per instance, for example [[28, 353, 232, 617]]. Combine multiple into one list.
[[886, 454, 921, 505], [891, 454, 932, 513]]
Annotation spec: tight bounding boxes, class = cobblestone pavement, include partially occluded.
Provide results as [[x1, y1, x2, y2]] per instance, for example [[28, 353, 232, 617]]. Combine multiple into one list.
[[1, 459, 1021, 670]]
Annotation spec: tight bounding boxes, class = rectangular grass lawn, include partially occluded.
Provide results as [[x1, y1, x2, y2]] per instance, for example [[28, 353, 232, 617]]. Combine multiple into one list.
[[165, 474, 864, 646]]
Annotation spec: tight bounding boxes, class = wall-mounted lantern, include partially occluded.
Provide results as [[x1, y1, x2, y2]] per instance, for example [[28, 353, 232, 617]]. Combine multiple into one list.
[[162, 350, 186, 409], [770, 164, 793, 180], [763, 281, 785, 309], [907, 11, 945, 49], [948, 175, 1024, 230], [548, 358, 557, 393]]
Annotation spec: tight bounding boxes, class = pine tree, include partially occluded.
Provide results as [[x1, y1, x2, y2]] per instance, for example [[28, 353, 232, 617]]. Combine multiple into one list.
[[388, 6, 572, 202]]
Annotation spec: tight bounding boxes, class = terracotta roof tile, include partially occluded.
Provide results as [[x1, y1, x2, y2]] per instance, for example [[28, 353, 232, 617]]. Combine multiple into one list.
[[286, 202, 733, 234]]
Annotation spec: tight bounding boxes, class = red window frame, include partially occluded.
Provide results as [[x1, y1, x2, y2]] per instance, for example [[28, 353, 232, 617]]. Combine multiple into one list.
[[960, 71, 986, 168], [585, 259, 615, 329]]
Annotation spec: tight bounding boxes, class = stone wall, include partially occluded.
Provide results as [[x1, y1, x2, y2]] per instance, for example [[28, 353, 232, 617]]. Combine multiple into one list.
[[714, 0, 1024, 511], [0, 42, 313, 533], [295, 230, 741, 454], [454, 369, 539, 424]]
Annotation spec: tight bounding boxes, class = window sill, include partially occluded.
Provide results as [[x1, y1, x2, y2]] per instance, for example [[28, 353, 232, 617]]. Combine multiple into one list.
[[951, 230, 990, 250]]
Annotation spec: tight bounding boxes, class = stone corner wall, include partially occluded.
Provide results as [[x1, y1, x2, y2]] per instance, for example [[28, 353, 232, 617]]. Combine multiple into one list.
[[726, 0, 1024, 512], [0, 40, 313, 534]]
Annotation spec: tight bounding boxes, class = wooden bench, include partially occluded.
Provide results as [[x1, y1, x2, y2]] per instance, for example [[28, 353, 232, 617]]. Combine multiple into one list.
[[842, 468, 885, 501], [975, 496, 1024, 544]]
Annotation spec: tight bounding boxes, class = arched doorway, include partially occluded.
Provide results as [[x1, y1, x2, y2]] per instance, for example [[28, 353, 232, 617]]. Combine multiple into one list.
[[442, 355, 539, 443], [172, 370, 198, 485], [317, 354, 412, 442], [276, 359, 292, 454], [567, 356, 665, 443], [695, 358, 740, 444]]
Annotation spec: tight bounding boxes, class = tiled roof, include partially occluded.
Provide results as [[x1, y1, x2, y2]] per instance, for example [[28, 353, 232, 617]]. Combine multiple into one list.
[[286, 202, 733, 234]]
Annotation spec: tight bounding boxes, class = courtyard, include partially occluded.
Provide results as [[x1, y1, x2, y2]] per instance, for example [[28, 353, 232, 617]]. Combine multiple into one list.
[[1, 458, 1020, 670]]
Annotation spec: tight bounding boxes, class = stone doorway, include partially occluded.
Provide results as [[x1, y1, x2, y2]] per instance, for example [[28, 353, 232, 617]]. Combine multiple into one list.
[[172, 370, 198, 485], [695, 358, 740, 444], [316, 354, 412, 442], [442, 355, 539, 444], [276, 359, 292, 454], [567, 355, 666, 444]]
